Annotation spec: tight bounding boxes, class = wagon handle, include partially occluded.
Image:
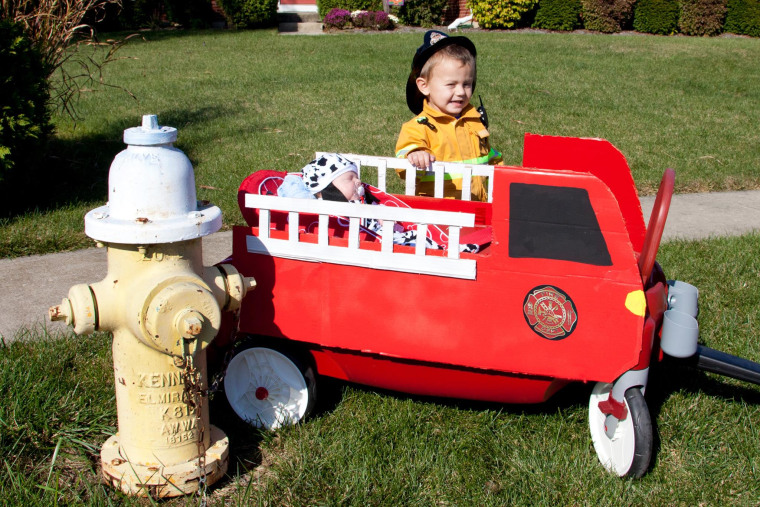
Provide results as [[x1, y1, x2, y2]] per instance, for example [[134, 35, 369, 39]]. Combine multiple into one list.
[[638, 168, 675, 286], [687, 345, 760, 386]]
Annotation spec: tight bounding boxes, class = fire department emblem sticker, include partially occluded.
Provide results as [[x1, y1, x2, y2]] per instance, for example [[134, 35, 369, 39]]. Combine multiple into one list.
[[523, 286, 578, 340]]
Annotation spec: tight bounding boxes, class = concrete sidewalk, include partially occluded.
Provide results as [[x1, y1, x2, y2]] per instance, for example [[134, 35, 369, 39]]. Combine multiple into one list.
[[0, 231, 232, 341], [3, 190, 760, 340]]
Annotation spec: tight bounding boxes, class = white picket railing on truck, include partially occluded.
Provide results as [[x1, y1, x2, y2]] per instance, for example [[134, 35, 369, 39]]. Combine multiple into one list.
[[244, 194, 478, 280], [316, 153, 495, 203]]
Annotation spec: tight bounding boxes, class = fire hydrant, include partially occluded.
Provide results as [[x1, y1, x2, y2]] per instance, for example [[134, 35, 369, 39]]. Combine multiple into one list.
[[49, 115, 255, 498]]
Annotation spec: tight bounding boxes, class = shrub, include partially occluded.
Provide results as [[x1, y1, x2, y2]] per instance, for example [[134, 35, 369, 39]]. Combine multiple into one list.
[[352, 10, 395, 28], [317, 0, 381, 18], [580, 0, 635, 32], [679, 0, 726, 35], [724, 0, 760, 36], [4, 0, 126, 117], [372, 10, 395, 29], [217, 0, 279, 28], [89, 0, 221, 30], [323, 8, 394, 29], [324, 8, 353, 28], [468, 0, 538, 29], [532, 0, 582, 30], [0, 21, 52, 186], [633, 0, 679, 34], [398, 0, 450, 26]]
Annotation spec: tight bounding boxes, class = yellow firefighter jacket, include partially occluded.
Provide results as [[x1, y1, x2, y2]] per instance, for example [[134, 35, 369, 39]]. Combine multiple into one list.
[[395, 101, 502, 201]]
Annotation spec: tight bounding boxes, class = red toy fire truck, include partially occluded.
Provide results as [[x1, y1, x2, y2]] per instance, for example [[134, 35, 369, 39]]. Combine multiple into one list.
[[211, 133, 760, 478]]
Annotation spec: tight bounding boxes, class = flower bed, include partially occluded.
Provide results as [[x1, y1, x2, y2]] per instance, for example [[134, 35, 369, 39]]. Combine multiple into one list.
[[324, 8, 396, 30]]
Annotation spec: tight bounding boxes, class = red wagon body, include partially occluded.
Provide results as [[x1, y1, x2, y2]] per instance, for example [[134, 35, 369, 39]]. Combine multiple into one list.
[[214, 133, 726, 477], [230, 134, 659, 402]]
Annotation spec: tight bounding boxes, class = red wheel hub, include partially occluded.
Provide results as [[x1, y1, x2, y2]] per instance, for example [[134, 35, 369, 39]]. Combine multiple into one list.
[[255, 387, 269, 400]]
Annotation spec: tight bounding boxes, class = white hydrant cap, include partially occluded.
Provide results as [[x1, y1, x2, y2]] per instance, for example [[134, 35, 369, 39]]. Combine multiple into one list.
[[85, 114, 222, 244], [123, 114, 178, 145]]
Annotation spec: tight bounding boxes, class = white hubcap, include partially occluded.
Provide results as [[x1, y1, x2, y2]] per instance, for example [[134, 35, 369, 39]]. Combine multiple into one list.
[[225, 347, 309, 429], [588, 382, 635, 476]]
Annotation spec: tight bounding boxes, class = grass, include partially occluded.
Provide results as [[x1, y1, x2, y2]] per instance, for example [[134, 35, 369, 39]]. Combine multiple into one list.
[[2, 29, 760, 257], [2, 234, 760, 504], [2, 27, 760, 502]]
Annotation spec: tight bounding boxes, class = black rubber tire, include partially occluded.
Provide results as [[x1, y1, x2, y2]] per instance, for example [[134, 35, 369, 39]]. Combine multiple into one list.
[[623, 387, 654, 478]]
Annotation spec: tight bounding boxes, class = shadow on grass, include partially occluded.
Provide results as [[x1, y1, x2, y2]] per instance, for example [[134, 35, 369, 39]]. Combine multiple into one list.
[[0, 129, 120, 219], [97, 27, 254, 46], [209, 394, 266, 473], [647, 356, 760, 426], [645, 356, 760, 473], [1, 105, 242, 220], [316, 375, 592, 420]]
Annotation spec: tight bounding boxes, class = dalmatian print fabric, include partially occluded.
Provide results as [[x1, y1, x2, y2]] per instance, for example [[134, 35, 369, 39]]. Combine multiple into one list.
[[364, 217, 479, 253], [301, 153, 358, 194]]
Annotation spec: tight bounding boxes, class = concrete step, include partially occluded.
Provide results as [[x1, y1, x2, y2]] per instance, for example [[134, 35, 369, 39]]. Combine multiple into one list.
[[278, 12, 321, 23], [279, 20, 323, 34]]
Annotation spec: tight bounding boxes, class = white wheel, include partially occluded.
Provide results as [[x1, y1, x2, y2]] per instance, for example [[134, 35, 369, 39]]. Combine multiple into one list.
[[224, 346, 315, 430], [589, 382, 652, 478]]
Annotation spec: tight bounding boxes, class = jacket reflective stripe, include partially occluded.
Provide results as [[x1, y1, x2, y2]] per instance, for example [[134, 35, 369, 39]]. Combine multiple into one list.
[[418, 154, 491, 181], [395, 144, 419, 158]]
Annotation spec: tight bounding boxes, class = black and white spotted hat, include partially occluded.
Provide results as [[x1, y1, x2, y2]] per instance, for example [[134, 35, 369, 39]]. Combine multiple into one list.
[[301, 153, 359, 194]]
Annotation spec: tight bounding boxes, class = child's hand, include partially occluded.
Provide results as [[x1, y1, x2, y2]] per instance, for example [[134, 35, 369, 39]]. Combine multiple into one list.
[[407, 151, 436, 170]]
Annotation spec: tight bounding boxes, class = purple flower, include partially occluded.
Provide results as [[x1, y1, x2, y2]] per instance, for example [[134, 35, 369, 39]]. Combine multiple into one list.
[[373, 11, 393, 29], [324, 8, 351, 29]]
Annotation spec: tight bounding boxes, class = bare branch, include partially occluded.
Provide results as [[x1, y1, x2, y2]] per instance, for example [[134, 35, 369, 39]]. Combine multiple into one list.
[[4, 0, 136, 119]]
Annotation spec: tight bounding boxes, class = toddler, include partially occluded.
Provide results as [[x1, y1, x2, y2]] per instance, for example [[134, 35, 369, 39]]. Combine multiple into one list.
[[395, 30, 501, 201]]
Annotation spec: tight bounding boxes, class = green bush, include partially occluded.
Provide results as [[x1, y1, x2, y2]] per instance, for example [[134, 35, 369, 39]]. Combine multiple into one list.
[[317, 0, 382, 19], [533, 0, 582, 30], [217, 0, 279, 28], [93, 0, 221, 29], [580, 0, 635, 32], [163, 0, 222, 28], [679, 0, 727, 36], [0, 21, 51, 187], [397, 0, 449, 27], [352, 10, 395, 29], [724, 0, 760, 36], [468, 0, 538, 29], [633, 0, 679, 34]]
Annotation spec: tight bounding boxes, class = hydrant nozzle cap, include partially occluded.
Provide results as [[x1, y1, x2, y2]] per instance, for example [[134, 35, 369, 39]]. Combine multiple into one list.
[[49, 299, 72, 325], [123, 114, 178, 146]]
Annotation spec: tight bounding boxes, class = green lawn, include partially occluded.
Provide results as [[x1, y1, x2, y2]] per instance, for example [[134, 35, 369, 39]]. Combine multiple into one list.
[[2, 28, 760, 503], [2, 28, 759, 257], [2, 234, 759, 504]]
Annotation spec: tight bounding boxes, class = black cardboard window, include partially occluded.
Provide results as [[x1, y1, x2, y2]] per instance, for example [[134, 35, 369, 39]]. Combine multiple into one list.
[[509, 183, 612, 266]]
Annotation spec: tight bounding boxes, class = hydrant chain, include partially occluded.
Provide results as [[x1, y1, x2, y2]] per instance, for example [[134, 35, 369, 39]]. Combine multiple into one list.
[[181, 354, 208, 503]]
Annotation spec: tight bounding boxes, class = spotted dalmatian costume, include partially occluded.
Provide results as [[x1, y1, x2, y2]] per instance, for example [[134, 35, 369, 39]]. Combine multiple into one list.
[[301, 153, 358, 194], [280, 154, 479, 253]]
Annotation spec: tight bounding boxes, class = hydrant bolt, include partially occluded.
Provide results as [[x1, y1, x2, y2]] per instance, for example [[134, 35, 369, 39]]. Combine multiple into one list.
[[177, 310, 204, 339]]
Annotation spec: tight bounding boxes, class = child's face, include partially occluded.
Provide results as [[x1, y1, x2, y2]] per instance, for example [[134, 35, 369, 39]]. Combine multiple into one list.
[[416, 58, 474, 117], [331, 171, 364, 201]]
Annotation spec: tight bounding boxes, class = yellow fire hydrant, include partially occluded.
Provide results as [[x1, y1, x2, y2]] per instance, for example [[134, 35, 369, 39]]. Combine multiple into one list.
[[49, 115, 254, 498]]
